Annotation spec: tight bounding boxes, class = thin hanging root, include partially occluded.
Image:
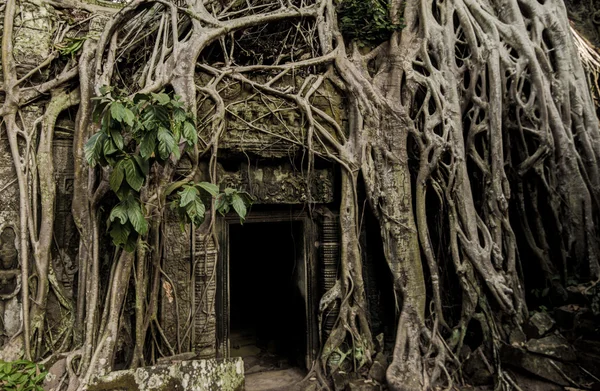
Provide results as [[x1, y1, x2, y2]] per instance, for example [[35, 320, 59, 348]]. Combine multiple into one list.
[[572, 26, 600, 74]]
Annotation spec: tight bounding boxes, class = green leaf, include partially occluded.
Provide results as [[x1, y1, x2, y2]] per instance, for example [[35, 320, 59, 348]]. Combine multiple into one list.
[[127, 202, 148, 235], [133, 155, 150, 177], [122, 107, 135, 127], [153, 105, 170, 125], [186, 198, 206, 225], [84, 132, 105, 166], [157, 127, 175, 160], [178, 186, 198, 207], [123, 158, 144, 191], [109, 128, 124, 150], [215, 194, 229, 215], [99, 85, 112, 96], [173, 108, 187, 123], [110, 222, 131, 246], [172, 122, 181, 147], [171, 144, 181, 160], [197, 182, 218, 197], [33, 372, 47, 383], [109, 203, 128, 224], [3, 363, 12, 374], [103, 138, 118, 156], [109, 162, 125, 193], [152, 92, 171, 105], [232, 193, 247, 221], [133, 93, 149, 104], [182, 121, 197, 146], [110, 101, 126, 122], [140, 132, 157, 159], [124, 237, 137, 252]]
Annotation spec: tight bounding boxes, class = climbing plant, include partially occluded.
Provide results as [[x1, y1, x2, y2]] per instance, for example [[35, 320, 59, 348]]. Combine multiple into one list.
[[85, 88, 250, 249]]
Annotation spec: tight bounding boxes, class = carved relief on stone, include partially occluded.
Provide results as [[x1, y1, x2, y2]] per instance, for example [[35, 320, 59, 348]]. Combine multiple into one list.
[[160, 212, 193, 354], [51, 123, 79, 298], [192, 234, 217, 358], [196, 73, 347, 160], [160, 215, 218, 359], [217, 160, 335, 204]]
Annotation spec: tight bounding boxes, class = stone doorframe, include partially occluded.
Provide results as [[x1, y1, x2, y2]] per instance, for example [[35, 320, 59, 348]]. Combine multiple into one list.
[[215, 209, 319, 368]]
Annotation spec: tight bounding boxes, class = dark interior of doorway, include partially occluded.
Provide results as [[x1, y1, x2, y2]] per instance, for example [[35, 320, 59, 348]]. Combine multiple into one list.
[[229, 221, 307, 373]]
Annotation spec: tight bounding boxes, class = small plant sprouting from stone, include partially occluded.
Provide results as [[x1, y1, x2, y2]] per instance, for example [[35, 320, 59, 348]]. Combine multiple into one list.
[[337, 0, 404, 46], [0, 360, 47, 391]]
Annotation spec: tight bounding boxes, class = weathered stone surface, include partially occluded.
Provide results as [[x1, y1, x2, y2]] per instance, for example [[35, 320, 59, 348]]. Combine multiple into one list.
[[332, 371, 358, 391], [156, 352, 197, 365], [576, 350, 600, 379], [217, 161, 335, 204], [500, 344, 579, 386], [367, 353, 387, 384], [43, 358, 67, 391], [346, 379, 381, 391], [13, 0, 54, 76], [508, 370, 563, 391], [524, 312, 555, 338], [554, 305, 582, 329], [3, 297, 22, 336], [525, 334, 577, 361], [0, 335, 23, 362], [509, 328, 527, 345], [463, 349, 493, 386], [160, 213, 193, 355], [88, 358, 244, 391]]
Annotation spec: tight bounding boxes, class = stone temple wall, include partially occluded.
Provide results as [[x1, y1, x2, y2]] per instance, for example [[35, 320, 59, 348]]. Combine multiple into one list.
[[160, 68, 345, 361], [0, 0, 345, 364]]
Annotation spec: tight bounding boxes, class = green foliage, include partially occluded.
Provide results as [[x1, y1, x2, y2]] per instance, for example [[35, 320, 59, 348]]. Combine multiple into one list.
[[337, 0, 403, 46], [85, 88, 197, 250], [0, 360, 47, 391], [170, 182, 217, 230], [170, 184, 253, 229], [54, 36, 87, 58], [85, 87, 252, 250], [215, 188, 253, 223]]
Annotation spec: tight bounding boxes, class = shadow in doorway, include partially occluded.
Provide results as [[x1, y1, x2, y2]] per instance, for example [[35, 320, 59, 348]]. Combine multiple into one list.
[[229, 221, 307, 376]]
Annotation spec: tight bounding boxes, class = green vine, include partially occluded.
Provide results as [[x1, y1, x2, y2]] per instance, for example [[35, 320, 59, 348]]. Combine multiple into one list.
[[85, 88, 251, 250], [337, 0, 403, 46]]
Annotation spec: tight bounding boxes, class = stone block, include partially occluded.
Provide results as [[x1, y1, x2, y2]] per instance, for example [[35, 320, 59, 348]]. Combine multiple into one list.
[[500, 343, 580, 386], [525, 334, 577, 361], [524, 312, 555, 338], [43, 358, 67, 391], [332, 371, 358, 391], [88, 358, 244, 391], [368, 353, 387, 384]]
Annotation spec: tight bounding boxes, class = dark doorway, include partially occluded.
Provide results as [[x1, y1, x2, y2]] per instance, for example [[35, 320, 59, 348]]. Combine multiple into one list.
[[229, 221, 307, 371]]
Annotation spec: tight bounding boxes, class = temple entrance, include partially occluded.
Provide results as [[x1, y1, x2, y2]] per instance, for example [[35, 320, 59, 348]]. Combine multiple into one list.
[[217, 209, 319, 379], [229, 221, 306, 371]]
